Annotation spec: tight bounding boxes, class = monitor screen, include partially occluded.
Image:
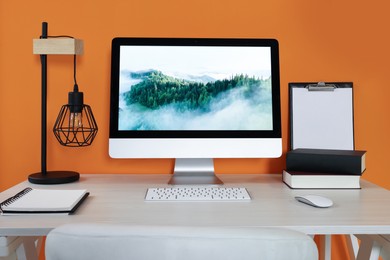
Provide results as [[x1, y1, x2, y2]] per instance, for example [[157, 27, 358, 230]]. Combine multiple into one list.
[[109, 38, 282, 184]]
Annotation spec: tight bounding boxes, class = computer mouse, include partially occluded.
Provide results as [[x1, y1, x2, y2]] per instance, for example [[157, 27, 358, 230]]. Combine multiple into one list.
[[295, 195, 333, 208]]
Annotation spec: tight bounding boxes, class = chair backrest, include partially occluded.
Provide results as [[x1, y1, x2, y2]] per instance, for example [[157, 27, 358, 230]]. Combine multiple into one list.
[[45, 224, 318, 260]]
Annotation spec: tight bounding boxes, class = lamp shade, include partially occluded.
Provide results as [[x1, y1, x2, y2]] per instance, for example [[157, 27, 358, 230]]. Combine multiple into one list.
[[53, 103, 98, 147]]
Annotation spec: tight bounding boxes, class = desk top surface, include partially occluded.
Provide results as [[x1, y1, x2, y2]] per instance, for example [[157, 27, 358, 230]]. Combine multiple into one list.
[[0, 174, 389, 236]]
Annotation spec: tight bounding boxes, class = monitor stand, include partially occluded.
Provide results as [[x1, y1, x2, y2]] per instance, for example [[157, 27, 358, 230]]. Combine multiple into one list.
[[168, 158, 223, 185]]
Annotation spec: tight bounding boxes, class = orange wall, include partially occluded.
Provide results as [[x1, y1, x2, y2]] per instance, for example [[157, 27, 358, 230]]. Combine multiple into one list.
[[1, 1, 390, 259], [1, 0, 390, 189]]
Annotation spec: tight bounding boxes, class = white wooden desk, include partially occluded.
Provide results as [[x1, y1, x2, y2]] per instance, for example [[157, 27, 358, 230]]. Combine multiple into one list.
[[1, 174, 389, 259]]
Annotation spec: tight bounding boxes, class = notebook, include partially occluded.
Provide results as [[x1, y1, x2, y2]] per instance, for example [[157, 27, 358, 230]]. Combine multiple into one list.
[[0, 188, 89, 215]]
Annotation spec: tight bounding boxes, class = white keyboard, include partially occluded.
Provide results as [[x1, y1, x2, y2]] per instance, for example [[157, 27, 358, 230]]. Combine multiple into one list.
[[145, 187, 251, 201]]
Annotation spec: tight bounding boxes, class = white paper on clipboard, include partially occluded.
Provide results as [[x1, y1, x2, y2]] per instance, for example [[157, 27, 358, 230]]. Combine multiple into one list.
[[289, 82, 354, 150]]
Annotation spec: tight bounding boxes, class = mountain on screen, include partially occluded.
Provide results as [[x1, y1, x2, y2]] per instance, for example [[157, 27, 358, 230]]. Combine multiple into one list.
[[122, 70, 269, 111]]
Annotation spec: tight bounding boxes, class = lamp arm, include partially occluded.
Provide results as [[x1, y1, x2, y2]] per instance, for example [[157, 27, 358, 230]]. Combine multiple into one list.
[[41, 22, 48, 175]]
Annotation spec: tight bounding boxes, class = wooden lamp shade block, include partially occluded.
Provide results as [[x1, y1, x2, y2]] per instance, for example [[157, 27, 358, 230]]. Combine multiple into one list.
[[33, 38, 84, 55]]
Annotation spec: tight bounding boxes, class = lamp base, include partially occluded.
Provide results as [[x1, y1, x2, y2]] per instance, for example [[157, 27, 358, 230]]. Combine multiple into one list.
[[28, 171, 80, 184]]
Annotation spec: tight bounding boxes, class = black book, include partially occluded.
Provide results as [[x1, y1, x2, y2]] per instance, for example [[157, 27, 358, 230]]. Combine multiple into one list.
[[286, 148, 366, 175]]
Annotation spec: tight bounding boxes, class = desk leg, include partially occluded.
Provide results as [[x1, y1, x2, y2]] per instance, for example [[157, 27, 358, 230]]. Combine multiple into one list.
[[356, 235, 390, 260], [319, 235, 332, 260], [356, 235, 381, 260], [380, 235, 390, 260], [346, 234, 360, 259], [15, 237, 42, 260], [319, 234, 361, 260]]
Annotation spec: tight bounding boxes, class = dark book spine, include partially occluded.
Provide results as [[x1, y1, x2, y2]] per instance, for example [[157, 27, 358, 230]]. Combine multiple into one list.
[[286, 150, 365, 175]]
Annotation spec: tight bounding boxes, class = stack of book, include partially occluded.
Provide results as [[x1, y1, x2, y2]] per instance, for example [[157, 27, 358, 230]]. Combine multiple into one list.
[[283, 148, 366, 189]]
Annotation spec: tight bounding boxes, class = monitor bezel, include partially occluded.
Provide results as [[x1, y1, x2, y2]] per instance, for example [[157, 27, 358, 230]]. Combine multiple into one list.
[[109, 37, 281, 139]]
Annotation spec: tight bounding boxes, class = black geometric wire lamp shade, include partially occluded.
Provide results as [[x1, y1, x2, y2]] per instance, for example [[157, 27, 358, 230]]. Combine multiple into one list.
[[53, 84, 98, 147]]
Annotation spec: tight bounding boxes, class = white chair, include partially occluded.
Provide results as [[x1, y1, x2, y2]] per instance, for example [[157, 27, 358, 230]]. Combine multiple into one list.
[[45, 224, 318, 260]]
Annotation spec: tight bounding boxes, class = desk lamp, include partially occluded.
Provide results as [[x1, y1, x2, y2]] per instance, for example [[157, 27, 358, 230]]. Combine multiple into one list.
[[28, 22, 98, 184]]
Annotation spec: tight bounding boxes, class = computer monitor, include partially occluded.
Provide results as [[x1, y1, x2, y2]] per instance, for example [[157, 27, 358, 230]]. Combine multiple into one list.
[[109, 38, 282, 185]]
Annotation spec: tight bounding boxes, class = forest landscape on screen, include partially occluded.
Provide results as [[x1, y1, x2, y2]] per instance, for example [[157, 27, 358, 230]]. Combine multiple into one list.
[[118, 45, 273, 131]]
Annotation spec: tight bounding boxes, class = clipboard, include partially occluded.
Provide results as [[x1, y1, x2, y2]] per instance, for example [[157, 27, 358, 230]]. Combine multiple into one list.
[[289, 82, 354, 150]]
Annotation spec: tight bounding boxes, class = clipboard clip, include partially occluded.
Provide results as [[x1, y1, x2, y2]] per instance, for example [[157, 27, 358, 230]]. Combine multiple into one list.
[[306, 82, 337, 91]]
